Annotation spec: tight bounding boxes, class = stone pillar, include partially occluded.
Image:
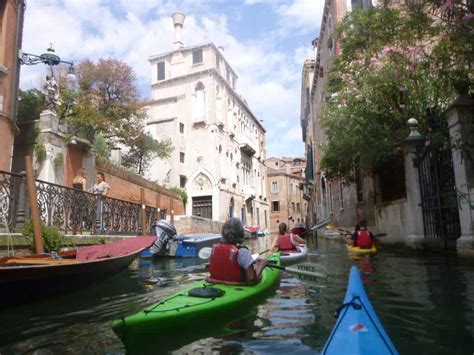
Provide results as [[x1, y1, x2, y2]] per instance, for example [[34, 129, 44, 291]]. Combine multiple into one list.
[[403, 118, 425, 249], [445, 80, 474, 253], [14, 172, 28, 228], [39, 110, 59, 131]]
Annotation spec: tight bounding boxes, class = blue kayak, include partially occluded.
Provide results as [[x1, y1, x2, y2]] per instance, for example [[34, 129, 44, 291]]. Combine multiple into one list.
[[322, 266, 398, 355]]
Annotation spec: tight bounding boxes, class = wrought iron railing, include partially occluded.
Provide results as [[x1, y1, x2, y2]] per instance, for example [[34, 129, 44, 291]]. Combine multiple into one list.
[[0, 171, 22, 231], [0, 170, 159, 235]]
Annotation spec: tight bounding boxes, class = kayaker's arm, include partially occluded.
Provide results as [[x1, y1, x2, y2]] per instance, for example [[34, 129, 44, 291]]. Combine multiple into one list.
[[269, 236, 278, 253], [291, 233, 306, 245], [246, 259, 268, 284]]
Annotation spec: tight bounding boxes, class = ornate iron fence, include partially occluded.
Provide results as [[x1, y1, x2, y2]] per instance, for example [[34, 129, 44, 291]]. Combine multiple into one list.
[[0, 170, 159, 235], [415, 114, 461, 250], [0, 171, 22, 231]]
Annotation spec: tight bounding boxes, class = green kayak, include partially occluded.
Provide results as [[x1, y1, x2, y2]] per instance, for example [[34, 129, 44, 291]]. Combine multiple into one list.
[[112, 253, 281, 353]]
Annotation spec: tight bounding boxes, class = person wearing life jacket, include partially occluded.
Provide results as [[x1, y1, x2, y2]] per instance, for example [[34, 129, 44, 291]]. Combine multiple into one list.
[[270, 223, 306, 252], [349, 220, 375, 249], [207, 218, 268, 285]]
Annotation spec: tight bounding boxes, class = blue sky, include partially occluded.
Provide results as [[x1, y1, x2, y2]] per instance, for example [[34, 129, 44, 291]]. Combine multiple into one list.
[[20, 0, 323, 158]]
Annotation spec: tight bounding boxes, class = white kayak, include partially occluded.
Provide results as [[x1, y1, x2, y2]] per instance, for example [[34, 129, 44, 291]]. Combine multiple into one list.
[[280, 244, 308, 265]]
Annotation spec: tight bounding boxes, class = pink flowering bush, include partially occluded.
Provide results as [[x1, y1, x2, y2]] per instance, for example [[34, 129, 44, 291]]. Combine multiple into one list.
[[320, 2, 472, 181]]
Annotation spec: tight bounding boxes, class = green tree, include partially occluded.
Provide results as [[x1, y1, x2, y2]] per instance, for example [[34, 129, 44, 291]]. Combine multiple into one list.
[[121, 132, 174, 175], [94, 134, 111, 163], [170, 186, 188, 206], [68, 58, 145, 141], [17, 89, 44, 122], [56, 58, 174, 170], [320, 2, 473, 181]]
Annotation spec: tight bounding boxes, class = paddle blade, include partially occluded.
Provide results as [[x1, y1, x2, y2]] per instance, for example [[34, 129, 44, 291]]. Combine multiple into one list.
[[198, 247, 212, 260], [268, 262, 327, 281]]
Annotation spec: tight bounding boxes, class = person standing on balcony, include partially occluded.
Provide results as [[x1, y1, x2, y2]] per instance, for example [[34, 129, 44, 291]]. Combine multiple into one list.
[[89, 172, 111, 233], [89, 172, 110, 196], [72, 168, 87, 191]]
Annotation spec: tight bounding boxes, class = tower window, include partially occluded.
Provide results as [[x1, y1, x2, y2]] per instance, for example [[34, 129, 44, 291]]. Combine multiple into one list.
[[157, 61, 165, 80], [193, 49, 203, 64]]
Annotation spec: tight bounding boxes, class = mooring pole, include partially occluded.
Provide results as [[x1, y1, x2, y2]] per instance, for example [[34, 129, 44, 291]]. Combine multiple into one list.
[[24, 155, 44, 254], [141, 188, 146, 235]]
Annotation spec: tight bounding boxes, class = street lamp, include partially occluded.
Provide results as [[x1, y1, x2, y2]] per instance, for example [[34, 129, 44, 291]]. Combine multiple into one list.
[[20, 44, 76, 88]]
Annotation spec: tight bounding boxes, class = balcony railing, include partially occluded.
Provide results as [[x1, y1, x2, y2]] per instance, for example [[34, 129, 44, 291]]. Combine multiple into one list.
[[0, 170, 158, 235]]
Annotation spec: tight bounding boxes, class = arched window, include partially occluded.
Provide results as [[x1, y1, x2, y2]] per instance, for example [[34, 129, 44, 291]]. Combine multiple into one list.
[[193, 82, 207, 122]]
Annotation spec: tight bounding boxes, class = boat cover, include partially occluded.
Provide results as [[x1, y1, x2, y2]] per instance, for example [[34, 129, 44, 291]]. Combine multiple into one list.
[[246, 226, 260, 233], [76, 236, 156, 260]]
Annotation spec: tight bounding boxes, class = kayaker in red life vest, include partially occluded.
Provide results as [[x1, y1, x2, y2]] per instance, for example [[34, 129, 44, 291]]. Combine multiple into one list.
[[270, 222, 306, 252], [207, 218, 268, 285], [346, 220, 375, 249]]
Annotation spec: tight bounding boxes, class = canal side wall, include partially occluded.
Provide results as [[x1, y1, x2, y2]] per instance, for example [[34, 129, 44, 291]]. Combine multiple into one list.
[[173, 215, 223, 235]]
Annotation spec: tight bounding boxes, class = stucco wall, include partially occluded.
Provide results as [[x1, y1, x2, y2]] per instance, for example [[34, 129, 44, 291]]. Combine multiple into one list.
[[374, 199, 410, 244], [173, 215, 222, 235], [0, 0, 23, 171]]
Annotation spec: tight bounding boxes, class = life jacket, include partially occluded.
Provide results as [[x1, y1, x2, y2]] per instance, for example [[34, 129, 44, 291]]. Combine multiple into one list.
[[278, 234, 296, 251], [206, 243, 246, 285], [357, 230, 373, 249]]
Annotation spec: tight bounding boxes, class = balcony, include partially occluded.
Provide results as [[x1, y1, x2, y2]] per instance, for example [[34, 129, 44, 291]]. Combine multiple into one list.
[[242, 185, 256, 201], [238, 135, 257, 157]]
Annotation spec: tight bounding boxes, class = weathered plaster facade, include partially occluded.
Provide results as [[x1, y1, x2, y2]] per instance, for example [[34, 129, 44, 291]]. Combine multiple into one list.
[[0, 0, 25, 172], [145, 15, 269, 225], [302, 0, 377, 232], [265, 157, 307, 234]]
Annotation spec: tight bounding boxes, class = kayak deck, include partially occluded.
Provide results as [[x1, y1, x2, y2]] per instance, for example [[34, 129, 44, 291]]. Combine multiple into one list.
[[347, 244, 377, 255], [322, 266, 398, 354], [113, 253, 281, 352], [280, 244, 308, 265]]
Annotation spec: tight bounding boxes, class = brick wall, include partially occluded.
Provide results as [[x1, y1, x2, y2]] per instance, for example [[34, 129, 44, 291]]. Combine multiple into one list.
[[96, 160, 185, 214]]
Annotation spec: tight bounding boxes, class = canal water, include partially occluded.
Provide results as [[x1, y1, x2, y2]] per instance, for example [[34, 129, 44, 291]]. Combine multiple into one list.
[[1, 236, 474, 354]]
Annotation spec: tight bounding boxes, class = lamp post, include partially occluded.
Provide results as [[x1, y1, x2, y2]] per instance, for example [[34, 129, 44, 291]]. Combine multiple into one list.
[[20, 45, 76, 88]]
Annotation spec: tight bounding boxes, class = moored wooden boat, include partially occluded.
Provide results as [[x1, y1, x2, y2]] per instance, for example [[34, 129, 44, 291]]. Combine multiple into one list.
[[0, 236, 155, 307]]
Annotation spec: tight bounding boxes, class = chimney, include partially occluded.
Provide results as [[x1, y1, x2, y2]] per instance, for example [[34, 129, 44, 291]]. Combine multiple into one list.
[[172, 12, 185, 49], [311, 37, 318, 57]]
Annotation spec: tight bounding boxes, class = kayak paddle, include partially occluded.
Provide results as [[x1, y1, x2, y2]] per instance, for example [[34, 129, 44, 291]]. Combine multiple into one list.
[[338, 228, 387, 238], [267, 262, 326, 280]]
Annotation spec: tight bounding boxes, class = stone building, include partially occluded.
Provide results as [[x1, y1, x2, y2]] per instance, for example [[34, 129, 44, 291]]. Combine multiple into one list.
[[0, 0, 25, 172], [144, 13, 269, 226], [265, 157, 307, 234], [301, 0, 377, 232]]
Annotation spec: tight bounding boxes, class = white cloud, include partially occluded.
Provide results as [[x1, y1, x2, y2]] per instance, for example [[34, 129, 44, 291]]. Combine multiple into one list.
[[20, 0, 316, 157], [277, 0, 324, 36]]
